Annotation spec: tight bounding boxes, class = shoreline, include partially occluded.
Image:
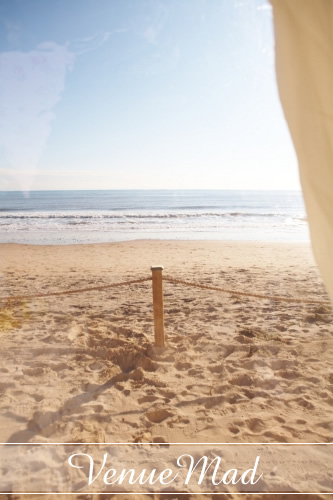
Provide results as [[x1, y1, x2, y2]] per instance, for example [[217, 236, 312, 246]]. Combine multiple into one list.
[[1, 239, 315, 283], [0, 234, 311, 245], [0, 238, 312, 246]]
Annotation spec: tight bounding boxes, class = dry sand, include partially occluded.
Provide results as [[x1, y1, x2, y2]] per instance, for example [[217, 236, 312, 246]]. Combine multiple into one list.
[[0, 241, 333, 498]]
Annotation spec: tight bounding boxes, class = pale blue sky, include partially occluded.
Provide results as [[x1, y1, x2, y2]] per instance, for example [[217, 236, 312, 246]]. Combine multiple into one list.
[[0, 0, 299, 191]]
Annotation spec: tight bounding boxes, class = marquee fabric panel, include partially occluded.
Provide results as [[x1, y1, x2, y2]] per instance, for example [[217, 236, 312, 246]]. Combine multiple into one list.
[[271, 0, 333, 302]]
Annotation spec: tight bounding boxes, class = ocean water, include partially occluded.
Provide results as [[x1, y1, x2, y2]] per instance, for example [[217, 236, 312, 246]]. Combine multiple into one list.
[[0, 190, 309, 244]]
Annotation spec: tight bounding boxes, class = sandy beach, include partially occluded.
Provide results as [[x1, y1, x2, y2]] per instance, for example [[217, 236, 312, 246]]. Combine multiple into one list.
[[0, 240, 332, 497]]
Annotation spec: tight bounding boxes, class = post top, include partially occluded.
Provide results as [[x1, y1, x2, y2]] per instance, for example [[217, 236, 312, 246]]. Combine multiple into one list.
[[151, 265, 164, 271]]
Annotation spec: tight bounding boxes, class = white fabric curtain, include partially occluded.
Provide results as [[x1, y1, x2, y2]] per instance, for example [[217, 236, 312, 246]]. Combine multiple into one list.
[[271, 0, 333, 302]]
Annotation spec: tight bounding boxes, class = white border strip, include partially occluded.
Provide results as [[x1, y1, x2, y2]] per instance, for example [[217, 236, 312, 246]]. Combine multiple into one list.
[[1, 442, 332, 445], [1, 442, 332, 495]]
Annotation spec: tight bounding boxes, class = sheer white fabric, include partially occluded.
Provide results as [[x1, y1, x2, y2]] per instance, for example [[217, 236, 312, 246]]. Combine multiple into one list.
[[271, 0, 333, 302]]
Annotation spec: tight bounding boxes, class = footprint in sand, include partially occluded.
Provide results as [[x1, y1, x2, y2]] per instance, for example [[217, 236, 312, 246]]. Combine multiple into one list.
[[229, 425, 240, 435], [305, 376, 322, 384], [159, 390, 176, 399], [88, 361, 104, 372], [145, 408, 173, 424], [263, 430, 288, 442], [188, 368, 203, 376], [31, 393, 44, 402], [138, 395, 160, 404], [273, 415, 285, 424], [208, 363, 224, 374], [23, 367, 45, 377], [246, 417, 266, 433], [236, 334, 253, 345], [152, 436, 169, 445], [225, 365, 237, 374], [293, 397, 315, 410], [175, 362, 192, 371], [214, 384, 229, 395], [230, 373, 254, 387], [90, 404, 104, 413], [207, 306, 217, 313]]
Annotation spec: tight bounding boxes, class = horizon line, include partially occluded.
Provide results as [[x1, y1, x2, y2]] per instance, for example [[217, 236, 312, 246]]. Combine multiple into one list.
[[0, 188, 302, 193]]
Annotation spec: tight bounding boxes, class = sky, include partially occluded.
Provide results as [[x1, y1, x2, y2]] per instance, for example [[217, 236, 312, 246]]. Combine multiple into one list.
[[0, 0, 300, 191]]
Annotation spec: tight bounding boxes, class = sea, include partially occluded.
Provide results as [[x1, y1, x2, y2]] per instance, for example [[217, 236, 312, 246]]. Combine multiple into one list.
[[0, 190, 309, 244]]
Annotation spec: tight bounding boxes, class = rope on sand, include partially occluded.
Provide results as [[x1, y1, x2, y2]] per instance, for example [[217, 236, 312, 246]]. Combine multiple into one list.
[[0, 275, 330, 306], [163, 277, 331, 305], [0, 277, 152, 304]]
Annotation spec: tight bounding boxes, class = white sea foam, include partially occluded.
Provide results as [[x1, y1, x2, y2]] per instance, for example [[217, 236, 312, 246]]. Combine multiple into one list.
[[0, 190, 309, 244]]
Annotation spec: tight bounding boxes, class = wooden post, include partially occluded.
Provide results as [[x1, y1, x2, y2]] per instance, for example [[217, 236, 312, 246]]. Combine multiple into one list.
[[151, 265, 165, 347]]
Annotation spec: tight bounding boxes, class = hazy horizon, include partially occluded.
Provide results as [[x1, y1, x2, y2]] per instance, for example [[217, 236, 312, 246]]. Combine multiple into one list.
[[0, 187, 303, 193]]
